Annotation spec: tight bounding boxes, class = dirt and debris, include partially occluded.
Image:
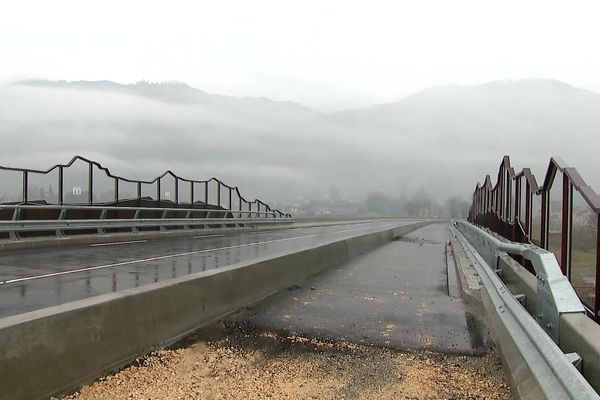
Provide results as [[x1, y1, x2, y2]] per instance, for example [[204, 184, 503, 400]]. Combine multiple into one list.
[[55, 322, 510, 400]]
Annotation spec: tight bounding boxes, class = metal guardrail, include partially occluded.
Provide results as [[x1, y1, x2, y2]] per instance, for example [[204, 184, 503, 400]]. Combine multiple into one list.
[[0, 156, 293, 240], [469, 156, 600, 319], [451, 222, 598, 400], [454, 220, 584, 342]]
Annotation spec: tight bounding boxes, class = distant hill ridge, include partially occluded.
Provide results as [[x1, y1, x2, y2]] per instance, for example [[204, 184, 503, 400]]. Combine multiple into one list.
[[18, 78, 600, 115], [18, 79, 316, 113]]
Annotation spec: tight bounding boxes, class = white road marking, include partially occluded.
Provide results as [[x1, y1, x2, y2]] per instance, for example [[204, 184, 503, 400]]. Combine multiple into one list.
[[0, 234, 318, 285], [193, 234, 224, 239], [89, 240, 148, 247]]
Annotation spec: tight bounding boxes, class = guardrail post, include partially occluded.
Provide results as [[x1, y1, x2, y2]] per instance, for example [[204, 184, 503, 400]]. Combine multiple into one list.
[[132, 209, 140, 233], [160, 209, 167, 231], [184, 210, 191, 230], [56, 209, 66, 238], [97, 209, 107, 235], [562, 174, 573, 277], [9, 209, 21, 240]]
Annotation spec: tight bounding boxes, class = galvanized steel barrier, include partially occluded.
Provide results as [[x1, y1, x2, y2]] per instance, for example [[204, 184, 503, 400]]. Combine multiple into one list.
[[454, 220, 585, 342], [451, 222, 598, 400], [469, 156, 600, 319], [0, 156, 293, 240]]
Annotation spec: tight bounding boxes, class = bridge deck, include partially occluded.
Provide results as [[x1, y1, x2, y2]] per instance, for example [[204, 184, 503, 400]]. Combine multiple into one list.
[[57, 223, 509, 400], [232, 223, 490, 354], [0, 220, 412, 318]]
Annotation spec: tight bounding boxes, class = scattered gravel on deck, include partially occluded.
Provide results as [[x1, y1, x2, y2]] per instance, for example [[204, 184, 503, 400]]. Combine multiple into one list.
[[56, 324, 510, 400]]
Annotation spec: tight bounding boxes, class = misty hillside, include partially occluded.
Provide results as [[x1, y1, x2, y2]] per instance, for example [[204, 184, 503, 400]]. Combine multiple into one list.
[[327, 79, 600, 153], [1, 79, 599, 205], [324, 79, 600, 191], [21, 80, 317, 120]]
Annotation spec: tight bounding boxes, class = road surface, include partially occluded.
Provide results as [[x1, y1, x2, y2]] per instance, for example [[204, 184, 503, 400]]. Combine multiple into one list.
[[0, 220, 414, 318]]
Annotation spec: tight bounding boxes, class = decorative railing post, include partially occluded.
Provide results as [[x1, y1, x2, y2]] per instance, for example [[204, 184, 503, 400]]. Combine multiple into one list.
[[562, 173, 573, 277], [58, 166, 64, 206], [595, 213, 600, 318], [217, 181, 221, 208], [541, 189, 549, 249], [88, 162, 93, 205], [113, 177, 119, 203], [506, 172, 511, 221], [525, 180, 531, 236], [156, 179, 161, 205], [174, 177, 179, 204], [22, 170, 28, 204], [511, 177, 523, 240]]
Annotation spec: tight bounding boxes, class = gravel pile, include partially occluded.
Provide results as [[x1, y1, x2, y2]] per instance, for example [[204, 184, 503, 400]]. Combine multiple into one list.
[[55, 323, 510, 400]]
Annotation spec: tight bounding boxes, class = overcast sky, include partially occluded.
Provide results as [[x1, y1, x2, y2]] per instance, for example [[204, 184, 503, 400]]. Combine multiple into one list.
[[1, 0, 599, 110]]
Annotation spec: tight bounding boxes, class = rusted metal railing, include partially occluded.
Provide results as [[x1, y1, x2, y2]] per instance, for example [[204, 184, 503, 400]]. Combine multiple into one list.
[[469, 156, 600, 319]]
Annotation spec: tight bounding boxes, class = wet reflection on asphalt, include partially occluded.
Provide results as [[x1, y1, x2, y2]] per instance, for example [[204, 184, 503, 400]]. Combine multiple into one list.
[[0, 221, 413, 318]]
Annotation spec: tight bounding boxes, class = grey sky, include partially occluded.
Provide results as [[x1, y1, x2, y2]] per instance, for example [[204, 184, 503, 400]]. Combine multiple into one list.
[[1, 0, 599, 110]]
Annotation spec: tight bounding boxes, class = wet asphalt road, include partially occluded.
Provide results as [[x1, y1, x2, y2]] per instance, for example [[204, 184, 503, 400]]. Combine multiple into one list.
[[0, 220, 413, 319], [233, 223, 492, 354]]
